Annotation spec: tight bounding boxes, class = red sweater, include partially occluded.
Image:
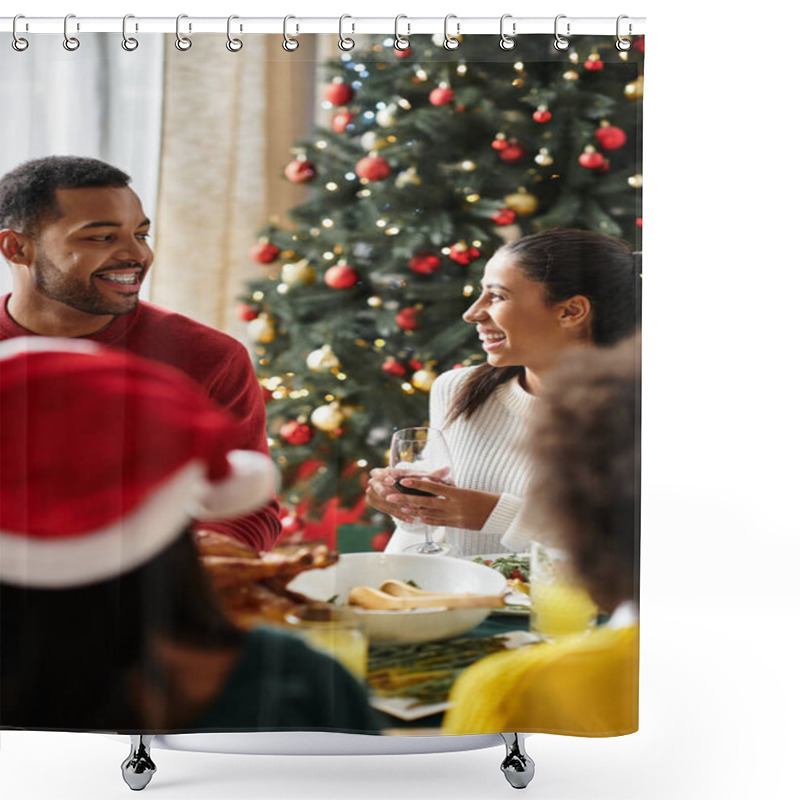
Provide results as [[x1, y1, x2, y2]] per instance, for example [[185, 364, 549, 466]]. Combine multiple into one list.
[[0, 296, 281, 551]]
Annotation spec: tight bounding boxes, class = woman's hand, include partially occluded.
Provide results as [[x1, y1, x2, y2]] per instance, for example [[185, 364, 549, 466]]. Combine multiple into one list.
[[366, 468, 414, 522], [366, 468, 500, 530]]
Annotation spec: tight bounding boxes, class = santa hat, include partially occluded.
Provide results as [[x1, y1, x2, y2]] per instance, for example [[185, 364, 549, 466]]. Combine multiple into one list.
[[0, 338, 279, 589]]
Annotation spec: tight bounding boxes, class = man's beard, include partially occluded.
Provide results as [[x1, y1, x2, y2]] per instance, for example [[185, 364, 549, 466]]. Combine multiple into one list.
[[32, 251, 140, 317]]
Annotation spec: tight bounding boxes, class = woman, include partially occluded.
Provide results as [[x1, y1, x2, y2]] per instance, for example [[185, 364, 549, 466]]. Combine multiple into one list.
[[443, 332, 640, 736], [367, 228, 640, 556], [0, 339, 380, 735]]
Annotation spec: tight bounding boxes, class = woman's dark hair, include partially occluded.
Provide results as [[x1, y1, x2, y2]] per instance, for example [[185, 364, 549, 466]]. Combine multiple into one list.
[[0, 155, 131, 235], [528, 332, 641, 612], [0, 530, 243, 733], [449, 228, 641, 420]]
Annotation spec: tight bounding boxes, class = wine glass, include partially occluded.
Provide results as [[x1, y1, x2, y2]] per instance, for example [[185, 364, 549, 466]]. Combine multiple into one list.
[[389, 427, 453, 555]]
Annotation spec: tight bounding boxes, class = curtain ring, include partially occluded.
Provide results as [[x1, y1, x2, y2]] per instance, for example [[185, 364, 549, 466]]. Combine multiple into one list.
[[394, 15, 411, 50], [283, 15, 299, 51], [443, 14, 460, 50], [63, 14, 80, 51], [121, 14, 139, 51], [12, 14, 29, 51], [175, 14, 192, 51], [226, 15, 243, 52], [616, 15, 632, 51], [338, 15, 355, 51], [553, 14, 570, 51], [499, 14, 516, 50]]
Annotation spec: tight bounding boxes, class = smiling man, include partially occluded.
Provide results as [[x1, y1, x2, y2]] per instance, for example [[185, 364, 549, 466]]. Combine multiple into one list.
[[0, 156, 282, 552]]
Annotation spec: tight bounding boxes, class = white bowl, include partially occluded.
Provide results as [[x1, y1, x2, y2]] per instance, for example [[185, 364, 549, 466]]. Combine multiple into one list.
[[287, 552, 507, 644]]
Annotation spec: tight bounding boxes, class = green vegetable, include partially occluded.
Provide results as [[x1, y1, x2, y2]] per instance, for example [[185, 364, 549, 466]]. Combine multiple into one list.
[[472, 554, 531, 582]]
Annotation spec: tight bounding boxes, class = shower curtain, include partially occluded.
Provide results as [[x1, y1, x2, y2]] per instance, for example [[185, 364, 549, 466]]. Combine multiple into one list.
[[0, 19, 643, 746]]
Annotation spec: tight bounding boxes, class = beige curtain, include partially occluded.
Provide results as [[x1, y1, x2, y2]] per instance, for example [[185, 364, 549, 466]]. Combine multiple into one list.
[[150, 35, 320, 338]]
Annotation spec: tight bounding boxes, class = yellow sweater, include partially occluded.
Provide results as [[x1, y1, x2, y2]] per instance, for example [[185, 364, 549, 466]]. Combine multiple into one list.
[[443, 624, 639, 737]]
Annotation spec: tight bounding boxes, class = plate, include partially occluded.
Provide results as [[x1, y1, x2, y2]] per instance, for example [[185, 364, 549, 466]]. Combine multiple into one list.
[[368, 630, 538, 721]]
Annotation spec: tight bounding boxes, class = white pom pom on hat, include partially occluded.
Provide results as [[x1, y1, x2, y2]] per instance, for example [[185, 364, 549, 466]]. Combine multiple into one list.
[[0, 337, 278, 589]]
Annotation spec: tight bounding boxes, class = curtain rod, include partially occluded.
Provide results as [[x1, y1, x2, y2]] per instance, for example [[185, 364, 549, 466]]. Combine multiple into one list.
[[1, 16, 646, 37]]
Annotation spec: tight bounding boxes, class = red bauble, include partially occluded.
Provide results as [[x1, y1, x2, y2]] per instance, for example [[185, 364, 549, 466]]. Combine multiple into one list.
[[324, 81, 354, 106], [332, 110, 355, 133], [633, 37, 645, 53], [249, 240, 280, 264], [236, 303, 259, 322], [371, 530, 392, 551], [284, 159, 316, 183], [636, 217, 643, 228], [409, 252, 443, 275], [281, 513, 305, 536], [492, 136, 509, 151], [408, 359, 423, 371], [324, 264, 359, 289], [280, 420, 314, 445], [584, 58, 604, 71], [492, 208, 517, 226], [499, 143, 526, 163], [394, 46, 413, 58], [429, 87, 455, 106], [597, 159, 611, 173], [595, 125, 627, 151], [382, 358, 406, 377], [355, 156, 391, 182], [448, 243, 481, 265], [396, 307, 419, 331], [578, 151, 605, 169], [532, 109, 552, 123]]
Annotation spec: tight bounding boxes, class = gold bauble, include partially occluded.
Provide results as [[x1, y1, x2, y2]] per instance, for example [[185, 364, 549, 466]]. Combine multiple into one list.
[[534, 148, 554, 167], [361, 131, 389, 151], [563, 70, 580, 81], [306, 345, 341, 372], [627, 174, 644, 189], [503, 190, 539, 216], [624, 75, 644, 101], [310, 402, 346, 432], [281, 259, 316, 286], [367, 296, 383, 308], [395, 166, 421, 188], [247, 314, 276, 343], [411, 367, 437, 393]]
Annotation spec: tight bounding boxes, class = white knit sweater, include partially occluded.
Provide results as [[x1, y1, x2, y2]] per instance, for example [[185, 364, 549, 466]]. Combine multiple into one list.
[[385, 366, 538, 556]]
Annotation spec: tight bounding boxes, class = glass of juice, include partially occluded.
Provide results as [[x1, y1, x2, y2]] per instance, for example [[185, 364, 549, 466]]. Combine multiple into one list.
[[285, 603, 368, 680], [528, 543, 597, 640]]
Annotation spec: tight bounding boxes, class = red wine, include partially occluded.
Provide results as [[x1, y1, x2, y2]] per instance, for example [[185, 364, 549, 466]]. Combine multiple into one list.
[[393, 474, 446, 498]]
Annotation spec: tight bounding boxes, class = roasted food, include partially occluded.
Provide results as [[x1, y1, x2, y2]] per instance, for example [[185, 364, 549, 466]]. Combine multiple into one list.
[[194, 531, 338, 629]]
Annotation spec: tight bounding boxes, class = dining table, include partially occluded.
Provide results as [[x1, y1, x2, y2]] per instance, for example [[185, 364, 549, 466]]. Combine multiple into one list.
[[367, 611, 540, 735]]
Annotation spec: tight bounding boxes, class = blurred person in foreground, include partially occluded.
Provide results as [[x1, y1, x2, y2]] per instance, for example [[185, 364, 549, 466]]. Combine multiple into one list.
[[443, 332, 640, 736], [0, 339, 380, 734], [0, 156, 280, 551]]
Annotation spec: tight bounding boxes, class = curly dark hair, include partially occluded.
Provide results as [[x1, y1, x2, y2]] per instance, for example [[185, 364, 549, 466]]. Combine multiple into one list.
[[0, 155, 131, 235], [528, 331, 641, 612]]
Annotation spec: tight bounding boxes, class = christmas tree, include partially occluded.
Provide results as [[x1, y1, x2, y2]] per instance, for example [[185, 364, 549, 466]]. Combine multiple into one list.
[[239, 33, 644, 546]]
